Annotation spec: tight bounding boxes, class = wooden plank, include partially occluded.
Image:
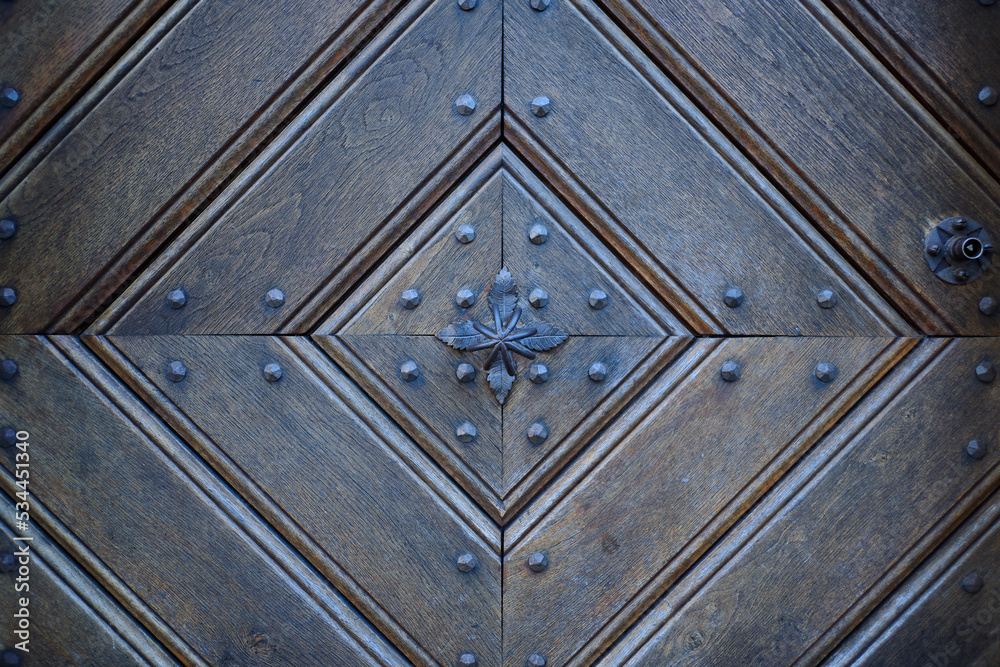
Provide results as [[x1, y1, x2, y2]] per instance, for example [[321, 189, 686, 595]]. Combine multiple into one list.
[[620, 338, 1000, 666], [107, 0, 502, 335], [504, 0, 910, 337], [502, 336, 896, 666], [107, 335, 502, 667], [0, 335, 401, 665], [601, 0, 1000, 334], [0, 0, 405, 333]]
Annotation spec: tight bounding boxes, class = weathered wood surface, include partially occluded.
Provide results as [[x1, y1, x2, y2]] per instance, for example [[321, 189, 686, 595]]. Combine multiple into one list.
[[504, 0, 909, 337], [109, 0, 502, 335], [602, 0, 1000, 334], [0, 335, 400, 665], [616, 338, 1000, 666], [107, 334, 502, 667], [502, 336, 898, 666]]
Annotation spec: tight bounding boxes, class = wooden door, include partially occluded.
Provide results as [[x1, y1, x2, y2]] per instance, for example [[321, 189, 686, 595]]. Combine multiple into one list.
[[0, 0, 998, 664]]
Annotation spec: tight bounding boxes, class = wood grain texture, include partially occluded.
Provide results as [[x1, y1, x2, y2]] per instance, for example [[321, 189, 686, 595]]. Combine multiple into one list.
[[502, 336, 895, 667], [622, 338, 1000, 666], [107, 335, 502, 667], [504, 0, 909, 337], [601, 0, 1000, 334], [109, 0, 502, 335], [0, 336, 397, 665]]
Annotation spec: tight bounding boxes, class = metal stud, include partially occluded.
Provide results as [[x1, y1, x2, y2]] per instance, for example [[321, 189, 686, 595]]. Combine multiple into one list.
[[527, 552, 549, 572], [0, 648, 20, 667], [529, 288, 549, 308], [588, 362, 607, 382], [456, 363, 477, 383], [961, 572, 984, 594], [528, 362, 549, 384], [456, 421, 478, 443], [980, 296, 998, 316], [264, 288, 286, 308], [589, 289, 608, 310], [263, 363, 283, 383], [1, 427, 17, 448], [399, 289, 421, 310], [720, 360, 741, 382], [455, 94, 477, 116], [458, 653, 478, 666], [400, 360, 420, 382], [927, 244, 941, 257], [529, 0, 550, 10], [979, 86, 999, 106], [0, 87, 18, 109], [527, 654, 547, 667], [816, 290, 838, 309], [458, 0, 477, 9], [955, 269, 971, 283], [966, 440, 986, 460], [166, 289, 187, 310], [528, 223, 549, 245], [0, 287, 15, 307], [456, 288, 476, 308], [980, 0, 997, 5], [724, 288, 744, 308], [455, 224, 476, 243], [456, 553, 478, 573], [814, 362, 838, 383], [530, 96, 551, 117], [0, 553, 14, 573], [952, 217, 968, 231], [0, 359, 17, 381], [166, 361, 187, 383], [527, 422, 548, 445], [0, 218, 15, 240], [976, 361, 996, 383]]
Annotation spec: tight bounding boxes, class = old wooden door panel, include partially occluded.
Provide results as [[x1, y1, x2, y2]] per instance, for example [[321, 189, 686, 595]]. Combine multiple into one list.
[[504, 0, 909, 337], [105, 334, 502, 667], [601, 0, 1000, 335], [614, 338, 999, 666], [0, 336, 401, 665], [0, 0, 404, 334], [105, 0, 501, 336], [502, 336, 901, 666]]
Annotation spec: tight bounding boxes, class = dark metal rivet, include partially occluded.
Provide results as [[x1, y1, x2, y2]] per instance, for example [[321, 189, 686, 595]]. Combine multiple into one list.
[[0, 553, 15, 573], [0, 218, 15, 240], [529, 288, 549, 308], [527, 654, 547, 667], [720, 360, 741, 382], [456, 224, 476, 243], [166, 361, 187, 383], [399, 289, 421, 310], [529, 223, 549, 244], [456, 288, 476, 309], [166, 289, 187, 310], [976, 361, 996, 383], [0, 648, 21, 667], [927, 244, 941, 257], [527, 422, 548, 445], [588, 362, 607, 382], [980, 296, 998, 316], [814, 362, 838, 383], [456, 553, 478, 572], [458, 653, 478, 667], [455, 94, 477, 116], [979, 86, 999, 106], [724, 288, 744, 308], [528, 363, 549, 384], [458, 0, 477, 9], [962, 572, 984, 594], [530, 96, 551, 116], [263, 363, 283, 383], [0, 88, 18, 109], [955, 269, 970, 282], [527, 552, 549, 572], [1, 427, 17, 448], [456, 421, 478, 443], [966, 440, 986, 460], [952, 217, 968, 231], [589, 289, 608, 310], [0, 359, 17, 381], [400, 360, 420, 382], [816, 290, 838, 309], [0, 287, 16, 307], [456, 363, 477, 383], [265, 288, 286, 308]]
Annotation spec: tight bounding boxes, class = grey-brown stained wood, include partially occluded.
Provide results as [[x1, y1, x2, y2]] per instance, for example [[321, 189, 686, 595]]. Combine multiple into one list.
[[109, 0, 502, 335], [0, 336, 395, 665], [107, 335, 502, 667], [502, 336, 895, 666], [601, 0, 1000, 334], [504, 0, 909, 337], [622, 338, 1000, 666]]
